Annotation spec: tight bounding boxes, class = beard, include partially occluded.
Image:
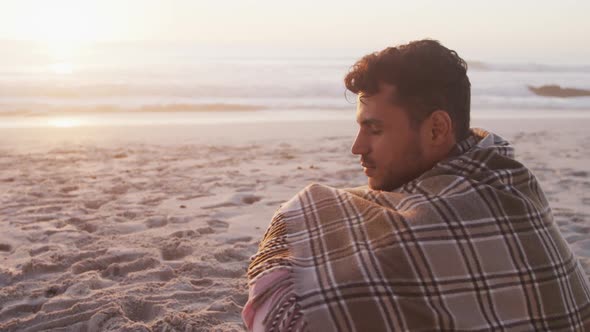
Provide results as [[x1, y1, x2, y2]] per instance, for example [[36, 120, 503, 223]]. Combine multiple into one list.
[[367, 140, 426, 192]]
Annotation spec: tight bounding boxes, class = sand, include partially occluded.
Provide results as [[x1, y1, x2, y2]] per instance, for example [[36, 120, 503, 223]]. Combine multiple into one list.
[[0, 116, 589, 331]]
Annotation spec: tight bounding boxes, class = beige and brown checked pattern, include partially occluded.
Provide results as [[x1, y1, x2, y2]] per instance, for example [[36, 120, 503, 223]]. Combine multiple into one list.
[[247, 128, 590, 331]]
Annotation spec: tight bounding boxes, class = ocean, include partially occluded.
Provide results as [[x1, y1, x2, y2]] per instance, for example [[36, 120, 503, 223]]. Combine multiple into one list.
[[1, 41, 590, 128]]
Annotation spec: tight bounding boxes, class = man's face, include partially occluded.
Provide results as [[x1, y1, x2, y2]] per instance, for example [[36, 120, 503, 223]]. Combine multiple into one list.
[[351, 84, 430, 191]]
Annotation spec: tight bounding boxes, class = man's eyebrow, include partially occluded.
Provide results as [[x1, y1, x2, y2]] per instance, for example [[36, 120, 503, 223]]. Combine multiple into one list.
[[356, 117, 383, 126]]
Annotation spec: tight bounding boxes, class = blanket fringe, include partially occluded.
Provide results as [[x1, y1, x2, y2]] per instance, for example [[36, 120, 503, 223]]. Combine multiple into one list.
[[247, 212, 308, 331], [248, 213, 292, 280], [267, 294, 307, 332]]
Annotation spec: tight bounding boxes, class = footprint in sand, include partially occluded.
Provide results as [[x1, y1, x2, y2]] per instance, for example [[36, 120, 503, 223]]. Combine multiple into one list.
[[117, 210, 138, 220], [104, 184, 129, 195], [83, 199, 107, 210], [565, 234, 587, 244], [568, 225, 590, 234], [71, 251, 145, 274], [571, 214, 589, 223], [203, 297, 244, 320], [140, 195, 166, 206], [66, 217, 98, 233], [0, 301, 43, 321], [189, 278, 214, 287], [160, 239, 193, 261], [60, 185, 79, 193], [168, 216, 192, 224], [213, 248, 249, 263], [170, 229, 199, 238], [202, 193, 262, 209], [101, 257, 160, 279], [567, 170, 588, 178], [35, 206, 63, 213], [113, 152, 128, 159], [118, 296, 162, 323], [44, 285, 66, 298], [21, 258, 69, 275], [28, 244, 57, 256], [125, 265, 176, 283], [144, 216, 168, 228], [197, 226, 215, 235], [206, 219, 229, 229], [225, 236, 253, 244]]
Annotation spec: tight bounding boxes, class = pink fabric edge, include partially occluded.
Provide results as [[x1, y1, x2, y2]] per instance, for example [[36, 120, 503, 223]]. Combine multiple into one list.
[[242, 269, 290, 331]]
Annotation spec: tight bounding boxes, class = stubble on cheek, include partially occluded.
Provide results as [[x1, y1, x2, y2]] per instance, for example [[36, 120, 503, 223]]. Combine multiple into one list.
[[367, 168, 389, 191]]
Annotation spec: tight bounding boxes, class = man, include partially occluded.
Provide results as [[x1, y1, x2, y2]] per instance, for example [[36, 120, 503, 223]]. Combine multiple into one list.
[[242, 39, 590, 331]]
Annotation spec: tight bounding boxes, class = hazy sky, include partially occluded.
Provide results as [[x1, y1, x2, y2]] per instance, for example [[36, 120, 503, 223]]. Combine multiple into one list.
[[1, 0, 589, 64]]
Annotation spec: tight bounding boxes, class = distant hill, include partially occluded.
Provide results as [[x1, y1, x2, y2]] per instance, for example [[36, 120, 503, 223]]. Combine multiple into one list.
[[467, 60, 490, 70], [528, 85, 590, 98]]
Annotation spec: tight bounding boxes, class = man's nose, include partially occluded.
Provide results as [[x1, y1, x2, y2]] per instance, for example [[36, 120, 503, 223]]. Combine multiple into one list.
[[351, 132, 369, 156]]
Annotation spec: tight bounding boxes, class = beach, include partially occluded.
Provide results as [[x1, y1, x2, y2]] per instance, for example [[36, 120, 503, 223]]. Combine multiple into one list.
[[0, 115, 589, 331]]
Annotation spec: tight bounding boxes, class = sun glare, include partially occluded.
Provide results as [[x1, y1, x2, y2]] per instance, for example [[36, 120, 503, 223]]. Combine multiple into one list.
[[30, 3, 101, 43], [26, 1, 103, 62], [50, 62, 74, 75], [48, 118, 81, 128]]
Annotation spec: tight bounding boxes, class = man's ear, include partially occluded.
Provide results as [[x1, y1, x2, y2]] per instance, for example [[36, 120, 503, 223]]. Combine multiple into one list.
[[428, 110, 453, 146]]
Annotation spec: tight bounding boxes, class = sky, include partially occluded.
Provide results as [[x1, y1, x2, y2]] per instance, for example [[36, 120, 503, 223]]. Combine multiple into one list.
[[1, 0, 589, 64]]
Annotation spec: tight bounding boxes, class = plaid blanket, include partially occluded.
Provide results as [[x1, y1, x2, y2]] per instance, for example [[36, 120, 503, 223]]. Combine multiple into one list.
[[247, 128, 590, 331]]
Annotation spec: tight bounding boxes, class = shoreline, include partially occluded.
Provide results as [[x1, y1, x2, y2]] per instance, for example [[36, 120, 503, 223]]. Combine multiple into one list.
[[0, 108, 590, 130], [1, 116, 589, 146]]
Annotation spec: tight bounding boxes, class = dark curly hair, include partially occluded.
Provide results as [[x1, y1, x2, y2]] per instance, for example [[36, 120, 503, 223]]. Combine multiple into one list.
[[344, 39, 471, 140]]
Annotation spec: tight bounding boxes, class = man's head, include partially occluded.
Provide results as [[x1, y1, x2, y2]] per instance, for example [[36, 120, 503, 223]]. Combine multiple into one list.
[[345, 39, 471, 191]]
